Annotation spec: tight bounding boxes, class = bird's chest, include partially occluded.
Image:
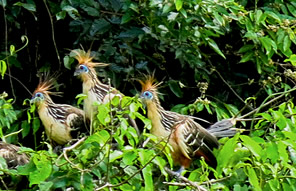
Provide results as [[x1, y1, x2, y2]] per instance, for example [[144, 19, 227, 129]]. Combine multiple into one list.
[[38, 106, 72, 145], [82, 83, 100, 119], [147, 105, 171, 138]]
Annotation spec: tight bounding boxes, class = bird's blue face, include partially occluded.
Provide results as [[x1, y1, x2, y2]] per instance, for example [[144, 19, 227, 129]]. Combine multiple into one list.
[[74, 64, 89, 76], [141, 91, 154, 100], [31, 92, 45, 103]]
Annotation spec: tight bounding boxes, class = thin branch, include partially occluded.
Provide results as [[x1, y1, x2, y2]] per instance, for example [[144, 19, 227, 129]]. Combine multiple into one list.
[[4, 73, 32, 96], [163, 175, 231, 187], [100, 10, 124, 16], [2, 3, 17, 104], [164, 167, 207, 191], [0, 176, 9, 190], [63, 137, 87, 171], [208, 59, 252, 110], [43, 0, 61, 70], [238, 86, 296, 120], [3, 129, 23, 139], [96, 134, 172, 190]]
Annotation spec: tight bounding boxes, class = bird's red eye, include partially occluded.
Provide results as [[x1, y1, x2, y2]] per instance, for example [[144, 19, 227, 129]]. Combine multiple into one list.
[[79, 65, 84, 69]]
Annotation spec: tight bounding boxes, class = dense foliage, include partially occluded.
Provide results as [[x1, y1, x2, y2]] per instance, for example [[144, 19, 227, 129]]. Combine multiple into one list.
[[1, 0, 296, 190]]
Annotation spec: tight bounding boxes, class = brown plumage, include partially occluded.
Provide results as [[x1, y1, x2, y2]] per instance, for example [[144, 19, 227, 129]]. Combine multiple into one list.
[[72, 49, 139, 134], [31, 74, 87, 145], [139, 75, 237, 171], [0, 141, 29, 168]]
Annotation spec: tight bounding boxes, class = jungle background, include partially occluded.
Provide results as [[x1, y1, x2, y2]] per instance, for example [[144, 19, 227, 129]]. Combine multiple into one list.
[[1, 0, 296, 190]]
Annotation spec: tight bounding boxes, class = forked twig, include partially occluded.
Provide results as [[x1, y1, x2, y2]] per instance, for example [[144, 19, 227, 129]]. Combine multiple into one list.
[[63, 137, 87, 171]]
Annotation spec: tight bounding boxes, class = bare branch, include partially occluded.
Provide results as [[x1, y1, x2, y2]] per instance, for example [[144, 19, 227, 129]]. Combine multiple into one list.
[[164, 167, 207, 191]]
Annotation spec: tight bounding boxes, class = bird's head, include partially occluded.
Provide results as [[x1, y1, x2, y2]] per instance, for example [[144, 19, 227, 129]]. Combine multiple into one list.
[[30, 74, 61, 105], [139, 74, 162, 105], [31, 91, 45, 104], [71, 49, 109, 81]]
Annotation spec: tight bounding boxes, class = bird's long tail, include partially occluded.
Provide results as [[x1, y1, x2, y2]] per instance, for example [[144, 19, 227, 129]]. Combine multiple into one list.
[[207, 118, 238, 137]]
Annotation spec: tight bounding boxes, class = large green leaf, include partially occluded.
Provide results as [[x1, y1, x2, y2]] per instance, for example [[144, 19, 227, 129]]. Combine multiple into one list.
[[240, 135, 263, 159], [208, 38, 226, 59]]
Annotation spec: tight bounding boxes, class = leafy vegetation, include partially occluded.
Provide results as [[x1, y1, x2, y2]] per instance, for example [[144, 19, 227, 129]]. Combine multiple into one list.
[[1, 0, 296, 190]]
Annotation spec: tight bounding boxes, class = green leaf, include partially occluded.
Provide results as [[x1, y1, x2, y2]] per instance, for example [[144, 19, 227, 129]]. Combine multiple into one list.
[[90, 19, 111, 36], [32, 118, 40, 134], [168, 80, 183, 98], [240, 135, 263, 159], [123, 150, 137, 165], [213, 12, 225, 26], [111, 96, 120, 107], [56, 11, 66, 20], [0, 157, 8, 172], [97, 104, 111, 125], [266, 142, 279, 164], [208, 38, 226, 59], [121, 12, 132, 24], [62, 5, 80, 20], [140, 160, 153, 190], [283, 35, 291, 52], [21, 120, 30, 138], [273, 110, 287, 130], [284, 54, 296, 66], [247, 166, 261, 191], [265, 11, 281, 23], [278, 141, 289, 165], [175, 0, 183, 11], [0, 0, 7, 7], [14, 2, 36, 12], [63, 55, 74, 70], [287, 3, 296, 17], [110, 150, 123, 162], [75, 93, 87, 106], [216, 134, 239, 175], [0, 60, 7, 79], [259, 37, 277, 56], [255, 10, 263, 24], [238, 44, 254, 53], [39, 181, 54, 191], [29, 153, 52, 186], [10, 45, 15, 55]]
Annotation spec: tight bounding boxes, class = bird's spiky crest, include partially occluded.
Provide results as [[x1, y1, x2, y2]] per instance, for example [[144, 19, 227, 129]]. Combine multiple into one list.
[[33, 73, 62, 97], [71, 49, 109, 68], [139, 74, 163, 93]]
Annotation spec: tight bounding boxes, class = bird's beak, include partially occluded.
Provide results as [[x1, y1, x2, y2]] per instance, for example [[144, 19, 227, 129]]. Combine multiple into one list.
[[30, 97, 36, 104], [139, 94, 147, 109], [74, 69, 80, 76]]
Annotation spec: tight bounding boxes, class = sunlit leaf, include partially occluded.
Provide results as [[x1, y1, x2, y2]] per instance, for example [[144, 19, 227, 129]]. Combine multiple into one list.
[[175, 0, 183, 11], [240, 135, 263, 159]]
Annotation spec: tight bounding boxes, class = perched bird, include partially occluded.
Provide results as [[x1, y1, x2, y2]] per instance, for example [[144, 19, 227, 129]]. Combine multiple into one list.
[[31, 75, 87, 145], [0, 141, 29, 168], [72, 49, 139, 134], [139, 75, 237, 173]]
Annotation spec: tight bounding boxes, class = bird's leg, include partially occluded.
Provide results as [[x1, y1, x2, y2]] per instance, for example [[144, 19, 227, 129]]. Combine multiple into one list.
[[170, 166, 185, 180]]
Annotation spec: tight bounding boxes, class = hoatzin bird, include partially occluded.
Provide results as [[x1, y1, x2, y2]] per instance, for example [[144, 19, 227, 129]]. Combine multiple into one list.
[[31, 75, 87, 146], [72, 49, 139, 134], [139, 75, 237, 173], [0, 141, 29, 168]]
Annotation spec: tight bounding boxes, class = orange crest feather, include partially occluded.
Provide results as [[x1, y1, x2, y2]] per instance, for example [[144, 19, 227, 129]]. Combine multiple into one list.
[[71, 49, 109, 68], [33, 73, 62, 96], [139, 74, 162, 93]]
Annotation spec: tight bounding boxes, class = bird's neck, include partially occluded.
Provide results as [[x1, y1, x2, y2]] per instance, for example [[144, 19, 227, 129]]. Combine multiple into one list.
[[146, 100, 170, 137]]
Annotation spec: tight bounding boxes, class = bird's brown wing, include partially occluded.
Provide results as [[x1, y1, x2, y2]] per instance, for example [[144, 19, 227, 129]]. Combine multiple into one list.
[[0, 142, 29, 168], [174, 117, 220, 167], [63, 106, 88, 139]]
